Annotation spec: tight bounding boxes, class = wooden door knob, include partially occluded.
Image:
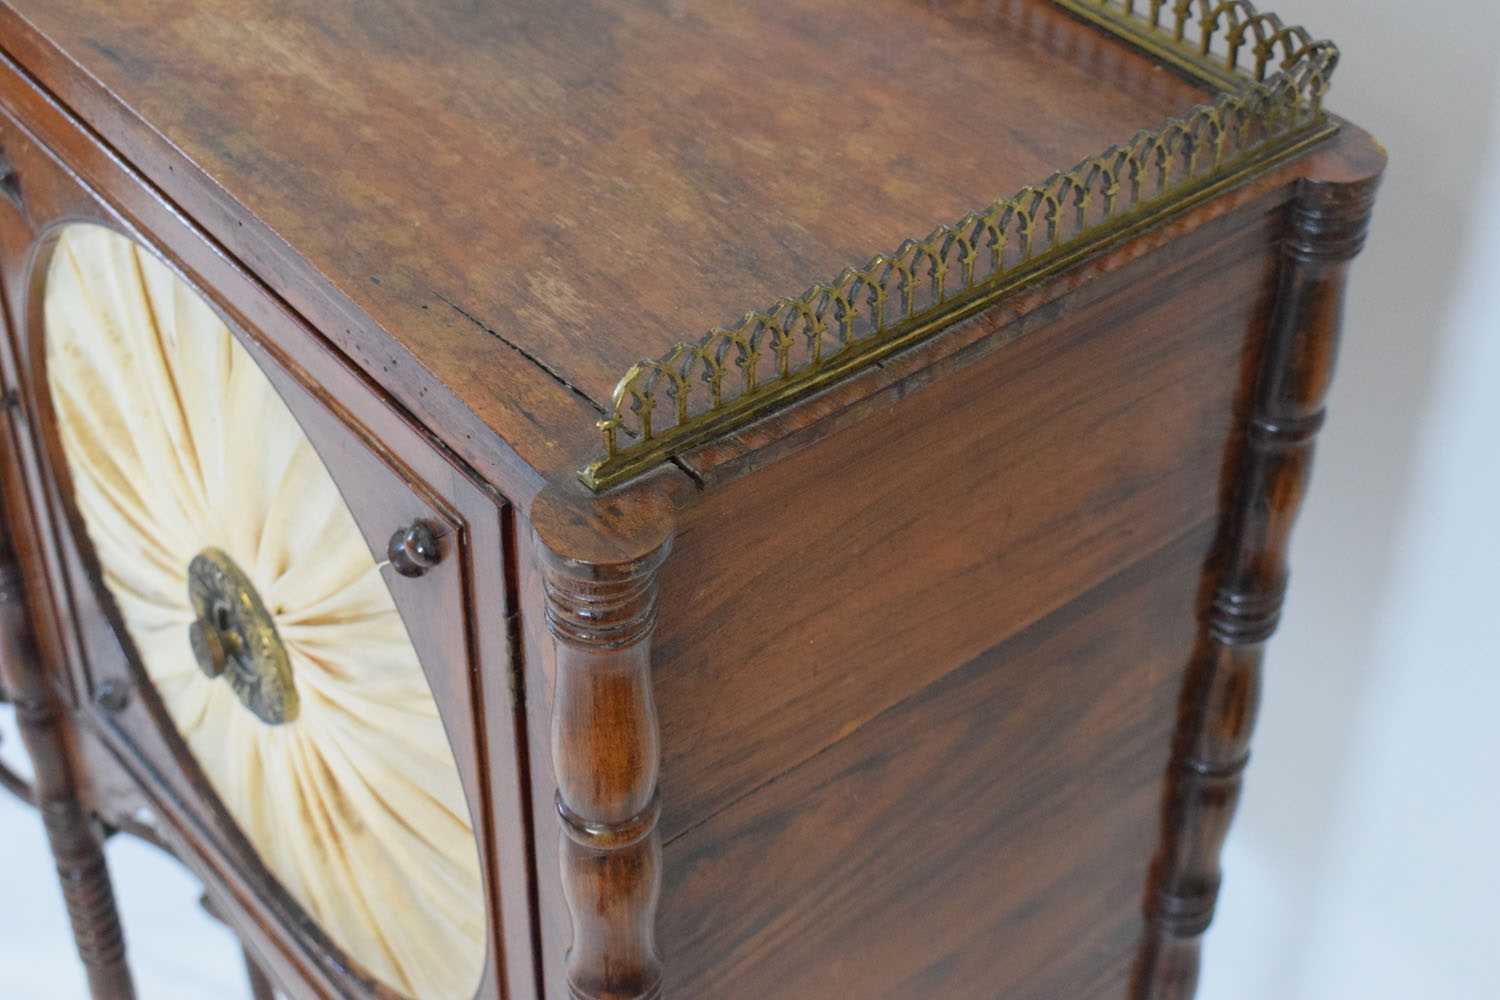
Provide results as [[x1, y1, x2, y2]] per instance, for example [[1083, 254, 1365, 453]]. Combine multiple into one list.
[[388, 521, 442, 577]]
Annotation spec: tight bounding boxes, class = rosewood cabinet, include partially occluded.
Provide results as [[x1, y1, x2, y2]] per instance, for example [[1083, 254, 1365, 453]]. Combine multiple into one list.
[[0, 2, 1381, 998]]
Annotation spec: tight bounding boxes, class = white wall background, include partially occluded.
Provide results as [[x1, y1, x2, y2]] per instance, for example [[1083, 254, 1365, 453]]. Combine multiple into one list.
[[0, 709, 252, 999], [1201, 1, 1500, 997], [2, 3, 1497, 998]]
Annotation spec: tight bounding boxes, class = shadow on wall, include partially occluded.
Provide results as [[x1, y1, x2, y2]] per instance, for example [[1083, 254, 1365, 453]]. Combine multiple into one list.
[[1203, 2, 1500, 998]]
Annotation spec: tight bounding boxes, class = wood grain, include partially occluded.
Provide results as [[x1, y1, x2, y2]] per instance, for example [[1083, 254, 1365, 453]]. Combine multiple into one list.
[[0, 3, 1386, 995], [658, 524, 1216, 999], [1134, 169, 1382, 1000], [0, 0, 1210, 483], [649, 196, 1284, 846], [533, 484, 675, 1000], [0, 87, 541, 1000]]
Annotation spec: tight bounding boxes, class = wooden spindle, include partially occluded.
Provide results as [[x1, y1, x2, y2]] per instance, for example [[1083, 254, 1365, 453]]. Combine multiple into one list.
[[0, 532, 135, 999], [1136, 172, 1381, 999], [533, 484, 674, 1000]]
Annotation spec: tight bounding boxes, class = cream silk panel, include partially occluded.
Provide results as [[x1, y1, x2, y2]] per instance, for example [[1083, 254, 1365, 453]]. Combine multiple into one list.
[[43, 224, 485, 999]]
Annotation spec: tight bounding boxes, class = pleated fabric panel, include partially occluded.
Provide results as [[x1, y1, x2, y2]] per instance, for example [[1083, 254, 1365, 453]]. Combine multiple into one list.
[[43, 224, 486, 999]]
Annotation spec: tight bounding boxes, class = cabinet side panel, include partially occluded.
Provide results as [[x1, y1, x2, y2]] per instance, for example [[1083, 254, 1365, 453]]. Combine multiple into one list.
[[652, 199, 1285, 844], [661, 524, 1214, 998], [646, 193, 1294, 997]]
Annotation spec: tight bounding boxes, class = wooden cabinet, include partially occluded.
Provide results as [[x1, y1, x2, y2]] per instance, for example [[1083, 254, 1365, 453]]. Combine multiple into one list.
[[0, 2, 1381, 998]]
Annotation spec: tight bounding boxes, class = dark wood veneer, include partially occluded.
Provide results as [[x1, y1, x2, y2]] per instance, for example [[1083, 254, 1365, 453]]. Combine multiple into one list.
[[650, 189, 1285, 845], [0, 0, 1212, 423], [1135, 172, 1381, 1000], [659, 524, 1218, 999], [534, 486, 675, 1000], [0, 67, 539, 1000], [0, 3, 1382, 998]]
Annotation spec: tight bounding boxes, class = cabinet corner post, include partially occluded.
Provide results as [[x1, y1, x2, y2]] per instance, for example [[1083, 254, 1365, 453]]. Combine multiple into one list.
[[1136, 168, 1383, 1000], [532, 483, 675, 1000], [0, 529, 134, 999]]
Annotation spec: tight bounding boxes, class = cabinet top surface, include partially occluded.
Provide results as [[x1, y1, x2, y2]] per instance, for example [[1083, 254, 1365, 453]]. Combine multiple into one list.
[[0, 0, 1351, 494]]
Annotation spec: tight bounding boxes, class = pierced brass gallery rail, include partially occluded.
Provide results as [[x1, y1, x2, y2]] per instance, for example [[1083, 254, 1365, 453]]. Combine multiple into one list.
[[579, 0, 1340, 491]]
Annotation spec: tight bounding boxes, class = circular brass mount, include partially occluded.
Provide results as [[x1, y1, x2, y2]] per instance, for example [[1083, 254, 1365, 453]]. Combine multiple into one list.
[[187, 548, 297, 725]]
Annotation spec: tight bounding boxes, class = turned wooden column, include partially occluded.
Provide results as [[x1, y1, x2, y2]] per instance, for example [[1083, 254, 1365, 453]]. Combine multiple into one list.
[[533, 485, 674, 1000], [1136, 173, 1381, 999], [0, 533, 135, 999]]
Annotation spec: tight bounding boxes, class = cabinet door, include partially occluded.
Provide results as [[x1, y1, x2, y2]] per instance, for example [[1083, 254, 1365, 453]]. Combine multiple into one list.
[[0, 83, 535, 1000]]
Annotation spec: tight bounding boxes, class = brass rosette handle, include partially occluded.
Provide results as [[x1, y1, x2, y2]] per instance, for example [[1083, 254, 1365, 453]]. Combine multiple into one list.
[[187, 548, 298, 725]]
